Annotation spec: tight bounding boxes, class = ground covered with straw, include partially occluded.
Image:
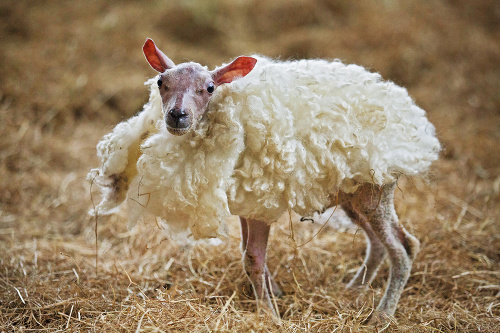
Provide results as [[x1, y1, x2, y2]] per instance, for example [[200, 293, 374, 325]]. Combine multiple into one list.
[[1, 0, 499, 331]]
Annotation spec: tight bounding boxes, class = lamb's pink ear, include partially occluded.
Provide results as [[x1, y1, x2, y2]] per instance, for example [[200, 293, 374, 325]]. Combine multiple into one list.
[[143, 38, 175, 73], [212, 56, 257, 85]]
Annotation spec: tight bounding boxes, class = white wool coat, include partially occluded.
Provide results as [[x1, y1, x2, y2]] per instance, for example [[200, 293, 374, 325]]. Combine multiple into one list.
[[88, 56, 440, 239]]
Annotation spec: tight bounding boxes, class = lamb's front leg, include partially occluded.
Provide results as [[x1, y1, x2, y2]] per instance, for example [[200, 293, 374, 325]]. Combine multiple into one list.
[[240, 217, 278, 314]]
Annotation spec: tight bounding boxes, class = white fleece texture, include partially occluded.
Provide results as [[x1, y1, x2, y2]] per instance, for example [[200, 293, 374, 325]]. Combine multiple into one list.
[[89, 57, 440, 239], [87, 78, 162, 214]]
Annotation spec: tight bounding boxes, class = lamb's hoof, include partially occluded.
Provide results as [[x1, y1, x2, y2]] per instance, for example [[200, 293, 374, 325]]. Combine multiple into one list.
[[365, 310, 394, 327], [272, 288, 283, 298], [245, 281, 283, 298], [268, 283, 283, 298], [345, 281, 365, 290], [256, 299, 278, 317]]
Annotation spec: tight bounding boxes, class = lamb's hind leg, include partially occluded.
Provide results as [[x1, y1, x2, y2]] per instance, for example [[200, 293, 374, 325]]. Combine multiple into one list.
[[348, 183, 420, 319], [240, 217, 279, 313], [341, 203, 387, 288]]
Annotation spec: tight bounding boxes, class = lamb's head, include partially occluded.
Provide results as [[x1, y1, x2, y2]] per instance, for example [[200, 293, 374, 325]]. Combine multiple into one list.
[[143, 38, 257, 136]]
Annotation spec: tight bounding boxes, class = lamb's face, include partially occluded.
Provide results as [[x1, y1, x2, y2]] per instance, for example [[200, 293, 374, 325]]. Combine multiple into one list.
[[157, 63, 214, 136], [143, 38, 257, 136]]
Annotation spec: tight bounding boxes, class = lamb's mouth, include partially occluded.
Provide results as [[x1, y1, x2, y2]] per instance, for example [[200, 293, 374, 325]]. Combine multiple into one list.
[[167, 126, 191, 136], [165, 114, 192, 136]]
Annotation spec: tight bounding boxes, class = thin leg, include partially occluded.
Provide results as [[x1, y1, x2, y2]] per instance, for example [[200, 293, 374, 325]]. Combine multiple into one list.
[[240, 217, 281, 313], [350, 183, 420, 319], [240, 217, 282, 299], [342, 204, 387, 288], [371, 210, 419, 316]]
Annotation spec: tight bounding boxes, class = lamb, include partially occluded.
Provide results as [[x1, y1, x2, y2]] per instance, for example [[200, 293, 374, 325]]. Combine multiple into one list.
[[88, 38, 440, 323]]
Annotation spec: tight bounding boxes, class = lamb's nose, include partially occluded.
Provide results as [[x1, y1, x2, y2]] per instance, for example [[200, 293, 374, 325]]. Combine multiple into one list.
[[166, 107, 190, 129], [168, 107, 187, 120]]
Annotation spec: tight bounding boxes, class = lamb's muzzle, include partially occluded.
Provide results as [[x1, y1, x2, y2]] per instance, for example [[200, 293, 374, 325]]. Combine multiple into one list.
[[166, 107, 191, 135]]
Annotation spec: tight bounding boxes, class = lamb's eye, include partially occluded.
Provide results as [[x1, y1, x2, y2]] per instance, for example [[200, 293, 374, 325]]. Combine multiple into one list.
[[207, 82, 215, 94], [157, 78, 162, 88]]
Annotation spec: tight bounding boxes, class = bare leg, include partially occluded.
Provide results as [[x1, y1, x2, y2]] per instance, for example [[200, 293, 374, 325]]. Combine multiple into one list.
[[369, 187, 420, 317], [240, 217, 282, 298], [342, 204, 387, 288], [240, 217, 281, 313], [343, 183, 420, 320]]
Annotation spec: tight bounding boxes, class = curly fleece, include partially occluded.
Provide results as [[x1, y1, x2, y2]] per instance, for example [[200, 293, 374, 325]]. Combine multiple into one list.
[[88, 56, 440, 239]]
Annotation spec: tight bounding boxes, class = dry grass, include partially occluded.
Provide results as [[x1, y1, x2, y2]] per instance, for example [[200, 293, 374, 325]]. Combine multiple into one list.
[[1, 0, 499, 331]]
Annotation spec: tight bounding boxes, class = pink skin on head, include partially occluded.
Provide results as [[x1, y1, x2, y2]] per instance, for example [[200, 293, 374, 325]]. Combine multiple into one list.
[[142, 38, 257, 136]]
